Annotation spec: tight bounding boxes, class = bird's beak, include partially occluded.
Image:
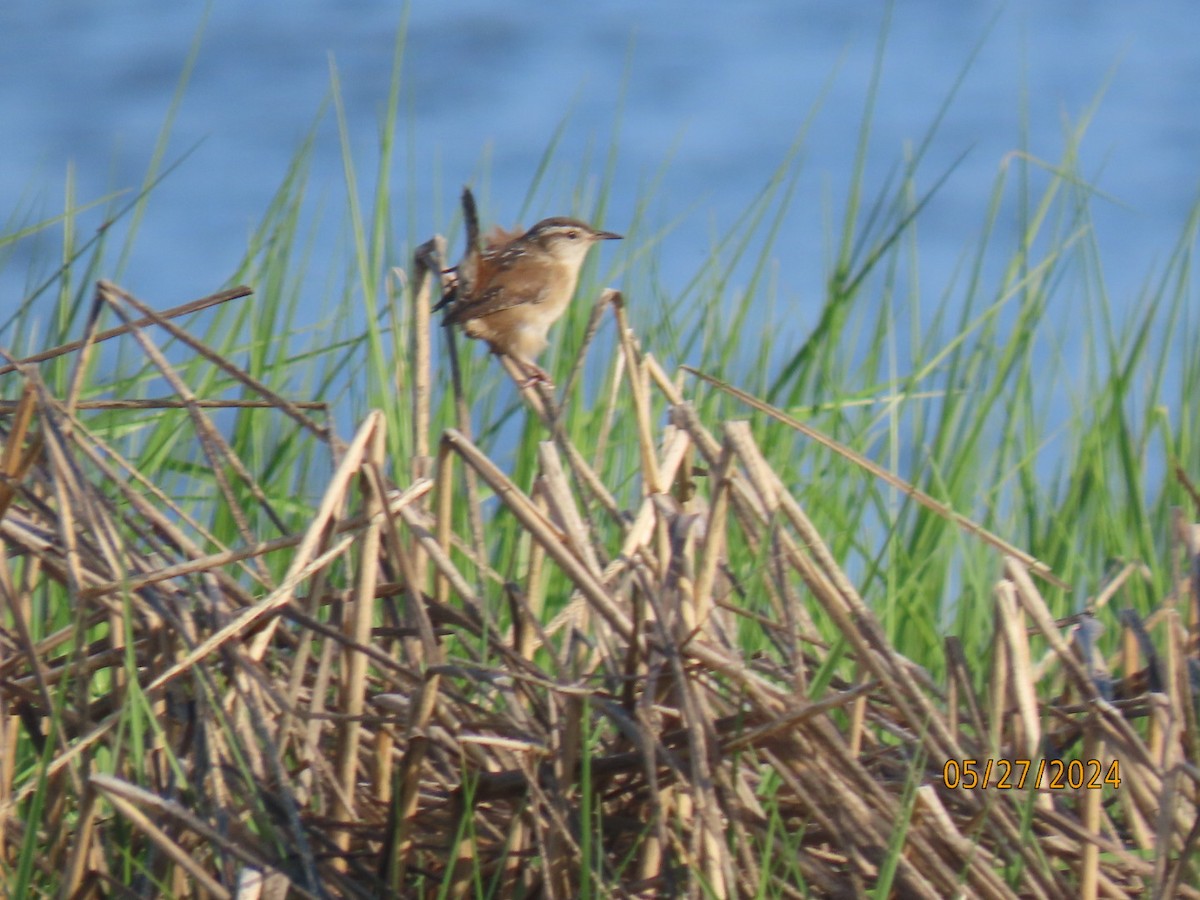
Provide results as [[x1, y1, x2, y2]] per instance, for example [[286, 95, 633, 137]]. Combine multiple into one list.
[[595, 230, 623, 241]]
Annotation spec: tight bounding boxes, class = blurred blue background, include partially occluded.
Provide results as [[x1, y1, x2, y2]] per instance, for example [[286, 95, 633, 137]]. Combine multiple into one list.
[[2, 1, 1198, 363]]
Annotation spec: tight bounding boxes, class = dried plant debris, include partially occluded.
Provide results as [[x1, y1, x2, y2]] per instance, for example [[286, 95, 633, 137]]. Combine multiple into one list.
[[0, 276, 1196, 899]]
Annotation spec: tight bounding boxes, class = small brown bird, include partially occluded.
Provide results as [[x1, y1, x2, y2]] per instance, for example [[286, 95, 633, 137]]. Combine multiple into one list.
[[438, 188, 622, 385]]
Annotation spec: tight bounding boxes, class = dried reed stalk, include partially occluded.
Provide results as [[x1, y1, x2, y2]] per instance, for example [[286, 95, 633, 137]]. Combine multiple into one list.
[[0, 274, 1195, 898]]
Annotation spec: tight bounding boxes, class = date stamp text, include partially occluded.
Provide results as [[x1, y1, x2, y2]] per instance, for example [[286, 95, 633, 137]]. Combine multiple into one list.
[[941, 758, 1120, 790]]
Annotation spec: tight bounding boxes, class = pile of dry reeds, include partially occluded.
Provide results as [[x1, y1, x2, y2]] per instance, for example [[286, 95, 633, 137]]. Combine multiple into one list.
[[0, 260, 1197, 899]]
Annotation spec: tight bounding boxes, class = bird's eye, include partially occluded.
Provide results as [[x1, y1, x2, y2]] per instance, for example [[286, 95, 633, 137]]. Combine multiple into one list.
[[567, 230, 579, 240]]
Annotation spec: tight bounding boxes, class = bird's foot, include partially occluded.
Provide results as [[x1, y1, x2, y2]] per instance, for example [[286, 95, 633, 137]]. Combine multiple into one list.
[[516, 360, 554, 389], [432, 267, 460, 313]]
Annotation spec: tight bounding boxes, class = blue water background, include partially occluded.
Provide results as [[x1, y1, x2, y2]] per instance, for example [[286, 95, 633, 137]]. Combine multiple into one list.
[[1, 2, 1197, 498]]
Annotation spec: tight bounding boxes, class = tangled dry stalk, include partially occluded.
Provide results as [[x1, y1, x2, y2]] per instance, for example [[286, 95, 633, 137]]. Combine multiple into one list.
[[0, 251, 1197, 898]]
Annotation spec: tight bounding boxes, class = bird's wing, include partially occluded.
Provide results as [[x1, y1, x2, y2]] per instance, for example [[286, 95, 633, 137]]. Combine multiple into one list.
[[444, 281, 551, 323]]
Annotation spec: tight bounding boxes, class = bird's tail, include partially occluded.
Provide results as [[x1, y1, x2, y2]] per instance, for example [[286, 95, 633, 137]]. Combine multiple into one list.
[[433, 187, 482, 314], [454, 186, 482, 300], [461, 186, 481, 256]]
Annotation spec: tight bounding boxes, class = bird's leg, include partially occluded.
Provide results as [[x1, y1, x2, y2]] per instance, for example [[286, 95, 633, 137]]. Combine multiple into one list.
[[511, 356, 554, 389]]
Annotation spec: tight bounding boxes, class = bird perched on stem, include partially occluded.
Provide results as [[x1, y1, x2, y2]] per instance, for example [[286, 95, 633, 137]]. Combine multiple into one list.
[[436, 187, 621, 385]]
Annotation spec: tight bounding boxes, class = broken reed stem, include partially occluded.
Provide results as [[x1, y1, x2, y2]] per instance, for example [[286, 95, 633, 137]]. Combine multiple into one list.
[[97, 281, 329, 441], [0, 283, 253, 377], [410, 238, 444, 468], [0, 399, 329, 412], [99, 285, 288, 551], [0, 383, 38, 521], [684, 365, 1070, 592], [405, 240, 445, 634], [495, 316, 625, 532], [441, 300, 490, 602], [440, 427, 636, 643], [332, 418, 387, 862], [612, 292, 662, 495]]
